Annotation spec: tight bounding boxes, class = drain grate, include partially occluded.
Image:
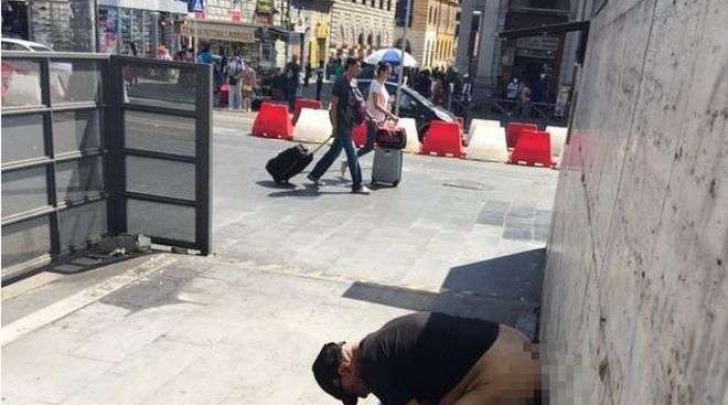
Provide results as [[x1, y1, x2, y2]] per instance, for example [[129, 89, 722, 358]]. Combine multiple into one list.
[[443, 180, 487, 191]]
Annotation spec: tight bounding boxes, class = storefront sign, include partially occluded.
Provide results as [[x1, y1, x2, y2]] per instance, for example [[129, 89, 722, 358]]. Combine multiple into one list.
[[98, 0, 188, 13], [316, 21, 328, 39], [256, 0, 274, 14], [181, 21, 256, 43]]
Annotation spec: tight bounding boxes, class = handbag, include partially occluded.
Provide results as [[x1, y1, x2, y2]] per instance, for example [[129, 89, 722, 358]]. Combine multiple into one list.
[[375, 123, 407, 149]]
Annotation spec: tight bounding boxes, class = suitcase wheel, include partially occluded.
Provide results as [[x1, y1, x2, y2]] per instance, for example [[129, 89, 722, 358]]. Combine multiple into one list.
[[392, 180, 399, 187], [371, 179, 378, 187]]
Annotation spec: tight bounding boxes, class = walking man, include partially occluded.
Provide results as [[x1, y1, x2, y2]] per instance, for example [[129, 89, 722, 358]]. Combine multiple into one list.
[[313, 312, 542, 405], [225, 55, 245, 110], [284, 54, 302, 110], [307, 58, 372, 194], [316, 60, 325, 101]]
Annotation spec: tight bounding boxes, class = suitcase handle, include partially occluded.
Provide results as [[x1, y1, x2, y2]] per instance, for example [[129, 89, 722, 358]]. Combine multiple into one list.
[[310, 134, 334, 155]]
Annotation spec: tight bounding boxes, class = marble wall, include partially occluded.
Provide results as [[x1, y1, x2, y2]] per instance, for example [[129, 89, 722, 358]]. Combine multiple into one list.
[[540, 0, 728, 403]]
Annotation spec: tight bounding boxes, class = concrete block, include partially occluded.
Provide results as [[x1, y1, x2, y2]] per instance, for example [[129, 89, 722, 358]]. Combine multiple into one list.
[[465, 126, 509, 162], [545, 126, 568, 158], [467, 119, 500, 142], [292, 108, 332, 144], [398, 117, 421, 154]]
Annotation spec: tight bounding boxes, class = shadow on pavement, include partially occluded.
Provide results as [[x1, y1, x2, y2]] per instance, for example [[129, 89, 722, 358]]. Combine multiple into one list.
[[341, 249, 546, 341], [262, 176, 356, 197], [444, 249, 545, 303], [255, 180, 297, 189], [267, 187, 353, 198]]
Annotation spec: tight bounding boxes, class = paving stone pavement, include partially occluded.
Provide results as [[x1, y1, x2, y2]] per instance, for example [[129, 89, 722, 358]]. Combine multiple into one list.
[[1, 113, 558, 405]]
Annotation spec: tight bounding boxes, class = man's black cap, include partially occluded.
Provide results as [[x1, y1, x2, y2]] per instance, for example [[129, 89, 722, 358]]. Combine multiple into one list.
[[312, 342, 358, 405]]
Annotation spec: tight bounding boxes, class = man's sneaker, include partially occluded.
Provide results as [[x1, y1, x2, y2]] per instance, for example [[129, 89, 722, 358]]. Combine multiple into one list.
[[352, 185, 371, 194], [340, 160, 348, 177], [307, 174, 320, 187]]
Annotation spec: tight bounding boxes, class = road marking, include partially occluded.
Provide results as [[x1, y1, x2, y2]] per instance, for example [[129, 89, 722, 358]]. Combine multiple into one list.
[[2, 255, 176, 347]]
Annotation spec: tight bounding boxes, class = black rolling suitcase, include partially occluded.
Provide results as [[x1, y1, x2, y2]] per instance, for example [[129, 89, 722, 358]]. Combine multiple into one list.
[[266, 136, 332, 184]]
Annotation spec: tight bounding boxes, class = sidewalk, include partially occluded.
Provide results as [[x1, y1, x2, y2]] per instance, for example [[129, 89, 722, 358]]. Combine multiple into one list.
[[2, 115, 559, 405]]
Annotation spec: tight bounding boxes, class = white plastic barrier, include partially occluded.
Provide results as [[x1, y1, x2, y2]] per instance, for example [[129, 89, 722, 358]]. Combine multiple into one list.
[[467, 119, 501, 143], [398, 118, 421, 154], [546, 126, 568, 158], [465, 126, 509, 162], [293, 108, 333, 143]]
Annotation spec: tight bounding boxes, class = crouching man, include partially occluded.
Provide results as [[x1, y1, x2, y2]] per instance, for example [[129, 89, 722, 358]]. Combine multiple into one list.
[[313, 311, 541, 405]]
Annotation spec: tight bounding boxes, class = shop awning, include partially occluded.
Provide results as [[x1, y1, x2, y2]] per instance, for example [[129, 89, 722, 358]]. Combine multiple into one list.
[[97, 0, 188, 13], [181, 20, 257, 43]]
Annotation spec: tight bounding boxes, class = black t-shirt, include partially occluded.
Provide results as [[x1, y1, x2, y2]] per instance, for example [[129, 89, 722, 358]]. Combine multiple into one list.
[[331, 76, 355, 129], [358, 312, 500, 405], [285, 62, 301, 86]]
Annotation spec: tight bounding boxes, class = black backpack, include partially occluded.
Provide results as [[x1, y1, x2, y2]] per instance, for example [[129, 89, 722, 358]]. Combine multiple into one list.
[[349, 85, 368, 126]]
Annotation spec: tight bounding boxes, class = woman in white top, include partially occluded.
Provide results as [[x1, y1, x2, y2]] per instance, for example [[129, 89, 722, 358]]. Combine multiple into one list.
[[340, 62, 400, 176], [358, 62, 399, 157]]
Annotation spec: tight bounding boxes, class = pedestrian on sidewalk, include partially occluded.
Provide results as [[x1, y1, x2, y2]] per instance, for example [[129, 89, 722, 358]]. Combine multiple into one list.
[[307, 58, 373, 194], [313, 312, 541, 405], [305, 61, 312, 87], [284, 54, 302, 110], [340, 62, 399, 175], [520, 84, 533, 118], [241, 62, 257, 112], [316, 60, 325, 101], [225, 55, 245, 110]]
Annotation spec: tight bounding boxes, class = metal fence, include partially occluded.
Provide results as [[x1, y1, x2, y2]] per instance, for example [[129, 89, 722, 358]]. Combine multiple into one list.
[[453, 98, 571, 130], [1, 52, 212, 282]]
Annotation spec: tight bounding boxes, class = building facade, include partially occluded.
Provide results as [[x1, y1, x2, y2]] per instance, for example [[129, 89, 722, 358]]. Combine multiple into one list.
[[393, 0, 460, 70], [455, 0, 576, 101], [329, 0, 395, 59], [287, 0, 333, 68], [2, 0, 99, 52]]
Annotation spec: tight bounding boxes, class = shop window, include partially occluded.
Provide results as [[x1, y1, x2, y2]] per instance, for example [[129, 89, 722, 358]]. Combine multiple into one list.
[[387, 0, 392, 10], [379, 0, 384, 8], [358, 33, 364, 46], [261, 42, 273, 62], [367, 34, 373, 46]]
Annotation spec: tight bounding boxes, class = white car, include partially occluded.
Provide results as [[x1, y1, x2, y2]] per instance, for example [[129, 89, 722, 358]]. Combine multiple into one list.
[[1, 37, 54, 52], [2, 38, 74, 106]]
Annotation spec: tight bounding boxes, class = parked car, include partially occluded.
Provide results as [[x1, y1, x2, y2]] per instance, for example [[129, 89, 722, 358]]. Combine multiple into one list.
[[2, 38, 74, 106], [1, 37, 53, 52], [356, 79, 456, 141]]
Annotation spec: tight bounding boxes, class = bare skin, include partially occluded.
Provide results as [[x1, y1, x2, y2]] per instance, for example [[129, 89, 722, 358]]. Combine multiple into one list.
[[339, 325, 541, 405]]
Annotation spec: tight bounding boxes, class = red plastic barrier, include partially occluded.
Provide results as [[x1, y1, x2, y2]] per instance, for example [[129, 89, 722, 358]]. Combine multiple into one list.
[[421, 121, 464, 158], [456, 116, 465, 146], [506, 122, 538, 149], [292, 98, 323, 125], [352, 122, 368, 148], [252, 103, 294, 140], [510, 130, 553, 167]]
